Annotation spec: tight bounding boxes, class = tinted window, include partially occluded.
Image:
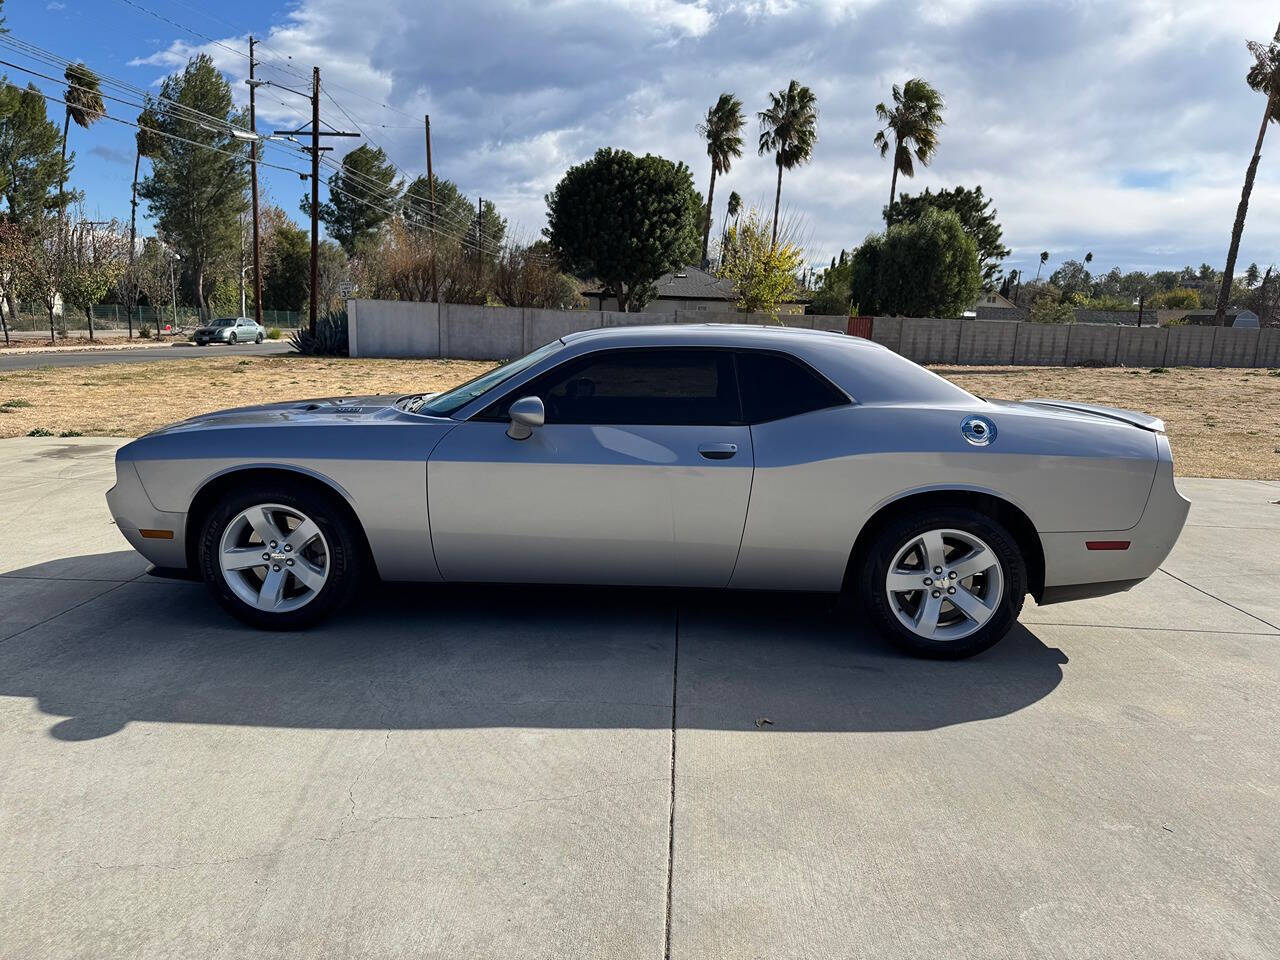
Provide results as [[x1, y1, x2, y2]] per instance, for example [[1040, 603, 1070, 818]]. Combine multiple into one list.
[[487, 349, 740, 426], [736, 351, 849, 423]]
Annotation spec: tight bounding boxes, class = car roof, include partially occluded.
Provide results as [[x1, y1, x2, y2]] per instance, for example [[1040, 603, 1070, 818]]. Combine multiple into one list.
[[560, 323, 883, 351]]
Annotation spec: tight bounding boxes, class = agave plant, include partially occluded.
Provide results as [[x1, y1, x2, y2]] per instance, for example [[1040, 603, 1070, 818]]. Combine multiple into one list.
[[289, 310, 349, 356]]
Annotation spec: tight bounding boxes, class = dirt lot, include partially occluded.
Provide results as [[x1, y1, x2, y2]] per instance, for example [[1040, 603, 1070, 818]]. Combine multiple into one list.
[[0, 355, 1276, 478]]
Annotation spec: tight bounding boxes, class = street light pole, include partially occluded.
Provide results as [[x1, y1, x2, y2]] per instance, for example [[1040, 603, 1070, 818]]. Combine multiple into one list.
[[168, 251, 181, 339]]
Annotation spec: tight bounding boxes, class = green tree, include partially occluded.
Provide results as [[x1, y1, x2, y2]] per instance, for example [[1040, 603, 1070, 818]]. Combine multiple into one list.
[[137, 54, 248, 310], [0, 84, 68, 223], [1150, 287, 1201, 309], [696, 92, 744, 267], [1035, 250, 1049, 281], [848, 207, 979, 317], [471, 198, 507, 259], [809, 257, 852, 315], [62, 218, 127, 339], [1029, 295, 1075, 324], [261, 209, 309, 310], [757, 80, 818, 246], [885, 185, 1009, 287], [544, 147, 702, 312], [1245, 262, 1261, 286], [404, 173, 473, 243], [309, 144, 401, 254], [718, 207, 803, 316], [59, 63, 103, 216], [873, 78, 944, 209], [1214, 21, 1280, 324], [1049, 259, 1092, 298]]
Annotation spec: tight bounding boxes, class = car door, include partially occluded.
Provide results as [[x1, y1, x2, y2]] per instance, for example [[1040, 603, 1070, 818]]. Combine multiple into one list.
[[427, 347, 754, 587]]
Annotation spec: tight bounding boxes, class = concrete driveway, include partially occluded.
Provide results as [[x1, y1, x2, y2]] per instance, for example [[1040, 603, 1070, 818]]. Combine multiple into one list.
[[1, 437, 1277, 959]]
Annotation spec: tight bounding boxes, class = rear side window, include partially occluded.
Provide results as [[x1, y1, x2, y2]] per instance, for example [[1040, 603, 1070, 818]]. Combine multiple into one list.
[[736, 351, 849, 424]]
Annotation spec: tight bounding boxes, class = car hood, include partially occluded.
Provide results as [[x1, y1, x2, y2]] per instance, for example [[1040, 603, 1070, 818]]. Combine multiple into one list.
[[144, 395, 424, 435]]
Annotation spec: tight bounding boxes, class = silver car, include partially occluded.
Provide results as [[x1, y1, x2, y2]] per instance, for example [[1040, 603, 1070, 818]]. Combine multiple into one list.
[[192, 316, 265, 345], [107, 325, 1189, 658]]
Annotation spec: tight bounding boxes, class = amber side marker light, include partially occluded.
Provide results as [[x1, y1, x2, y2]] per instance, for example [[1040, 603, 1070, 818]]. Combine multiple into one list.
[[139, 529, 174, 540], [1085, 540, 1130, 551]]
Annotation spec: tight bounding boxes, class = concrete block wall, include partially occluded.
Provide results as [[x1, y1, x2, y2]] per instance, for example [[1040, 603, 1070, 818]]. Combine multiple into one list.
[[898, 318, 961, 364], [1013, 323, 1072, 366], [1065, 323, 1121, 366], [956, 319, 1019, 365], [348, 299, 1278, 367], [1165, 326, 1216, 366]]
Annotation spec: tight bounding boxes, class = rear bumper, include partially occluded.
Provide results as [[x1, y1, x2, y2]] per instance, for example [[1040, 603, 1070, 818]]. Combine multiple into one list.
[[1037, 434, 1189, 605], [106, 459, 189, 570]]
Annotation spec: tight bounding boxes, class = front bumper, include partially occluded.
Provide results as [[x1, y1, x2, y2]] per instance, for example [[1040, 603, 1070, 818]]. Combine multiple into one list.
[[1037, 434, 1190, 604], [106, 460, 189, 569]]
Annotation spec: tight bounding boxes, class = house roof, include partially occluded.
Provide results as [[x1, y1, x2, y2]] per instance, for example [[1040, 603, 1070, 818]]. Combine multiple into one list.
[[584, 265, 738, 301]]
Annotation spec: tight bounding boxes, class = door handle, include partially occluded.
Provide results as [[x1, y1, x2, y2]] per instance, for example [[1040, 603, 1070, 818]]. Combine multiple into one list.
[[698, 442, 738, 460]]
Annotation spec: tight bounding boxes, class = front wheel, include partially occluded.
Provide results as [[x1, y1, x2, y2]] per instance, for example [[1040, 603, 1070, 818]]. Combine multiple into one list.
[[198, 484, 362, 629], [255, 332, 264, 343], [858, 508, 1026, 659]]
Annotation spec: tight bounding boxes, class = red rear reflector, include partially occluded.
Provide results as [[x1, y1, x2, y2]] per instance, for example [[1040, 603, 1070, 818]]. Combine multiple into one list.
[[139, 529, 174, 540], [1086, 540, 1130, 551]]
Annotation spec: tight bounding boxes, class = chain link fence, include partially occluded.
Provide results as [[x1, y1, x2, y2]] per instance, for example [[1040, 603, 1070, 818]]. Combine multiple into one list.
[[1, 303, 304, 337]]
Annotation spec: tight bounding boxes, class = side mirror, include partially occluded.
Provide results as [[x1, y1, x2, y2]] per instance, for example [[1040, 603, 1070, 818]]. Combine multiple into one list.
[[506, 396, 545, 440]]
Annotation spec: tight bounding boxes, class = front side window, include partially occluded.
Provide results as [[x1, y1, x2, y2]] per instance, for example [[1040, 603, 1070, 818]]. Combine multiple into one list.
[[420, 339, 565, 417], [735, 350, 850, 423], [485, 348, 740, 426]]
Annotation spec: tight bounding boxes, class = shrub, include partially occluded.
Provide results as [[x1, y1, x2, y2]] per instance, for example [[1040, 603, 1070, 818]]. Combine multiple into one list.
[[266, 327, 281, 340], [27, 427, 53, 437], [1029, 297, 1075, 324], [59, 430, 82, 437], [138, 323, 152, 339], [847, 208, 980, 318], [289, 310, 349, 356]]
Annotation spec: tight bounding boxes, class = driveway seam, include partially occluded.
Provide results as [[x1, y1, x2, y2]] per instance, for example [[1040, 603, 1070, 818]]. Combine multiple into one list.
[[1022, 621, 1280, 636], [0, 578, 135, 645], [662, 605, 679, 960], [1157, 567, 1280, 632]]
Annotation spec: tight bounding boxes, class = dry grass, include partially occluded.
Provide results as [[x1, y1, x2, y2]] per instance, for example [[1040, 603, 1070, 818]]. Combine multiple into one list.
[[1, 355, 1276, 479]]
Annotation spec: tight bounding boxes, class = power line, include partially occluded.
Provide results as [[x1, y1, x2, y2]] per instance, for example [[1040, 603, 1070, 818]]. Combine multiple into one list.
[[0, 77, 311, 177]]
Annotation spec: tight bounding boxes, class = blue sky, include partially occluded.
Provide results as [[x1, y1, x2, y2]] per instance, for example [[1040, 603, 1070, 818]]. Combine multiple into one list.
[[9, 0, 1280, 279]]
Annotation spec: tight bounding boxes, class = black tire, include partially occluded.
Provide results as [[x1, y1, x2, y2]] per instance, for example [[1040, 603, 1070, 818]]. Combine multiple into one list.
[[857, 508, 1026, 659], [198, 483, 362, 629], [227, 332, 237, 345], [255, 332, 264, 343]]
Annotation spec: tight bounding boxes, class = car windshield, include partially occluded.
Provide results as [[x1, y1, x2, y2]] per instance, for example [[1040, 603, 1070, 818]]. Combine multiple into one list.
[[420, 340, 565, 416], [214, 318, 237, 327]]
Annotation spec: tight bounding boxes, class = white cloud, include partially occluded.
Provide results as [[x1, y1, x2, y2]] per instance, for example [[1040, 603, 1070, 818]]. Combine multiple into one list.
[[127, 0, 1280, 271]]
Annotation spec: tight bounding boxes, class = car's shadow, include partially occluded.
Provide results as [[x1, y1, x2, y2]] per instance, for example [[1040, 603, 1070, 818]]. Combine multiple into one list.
[[1, 552, 1069, 740]]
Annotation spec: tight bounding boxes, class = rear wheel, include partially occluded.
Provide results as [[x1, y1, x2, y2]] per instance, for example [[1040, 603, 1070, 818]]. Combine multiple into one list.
[[198, 484, 361, 629], [858, 508, 1026, 659], [227, 332, 238, 345]]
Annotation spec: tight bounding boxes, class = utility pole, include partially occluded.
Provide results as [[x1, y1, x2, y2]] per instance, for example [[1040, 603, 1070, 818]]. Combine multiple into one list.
[[425, 114, 438, 303], [476, 195, 483, 280], [310, 66, 320, 335], [248, 36, 263, 326], [270, 68, 358, 337]]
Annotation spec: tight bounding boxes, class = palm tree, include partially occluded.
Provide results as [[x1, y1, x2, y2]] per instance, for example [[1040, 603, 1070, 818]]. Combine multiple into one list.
[[1214, 21, 1280, 325], [1035, 251, 1049, 282], [720, 189, 741, 255], [59, 63, 105, 215], [757, 80, 819, 246], [873, 78, 944, 210], [696, 93, 744, 267]]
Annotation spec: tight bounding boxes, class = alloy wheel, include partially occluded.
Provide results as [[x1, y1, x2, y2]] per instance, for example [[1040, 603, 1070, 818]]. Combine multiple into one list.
[[218, 503, 330, 613], [884, 528, 1004, 641]]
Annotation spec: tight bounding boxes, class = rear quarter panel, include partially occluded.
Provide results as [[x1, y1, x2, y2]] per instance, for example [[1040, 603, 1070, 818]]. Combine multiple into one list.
[[729, 402, 1158, 591]]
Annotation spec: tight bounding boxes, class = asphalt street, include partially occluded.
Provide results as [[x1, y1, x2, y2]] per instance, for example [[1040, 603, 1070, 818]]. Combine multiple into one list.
[[0, 436, 1277, 959]]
